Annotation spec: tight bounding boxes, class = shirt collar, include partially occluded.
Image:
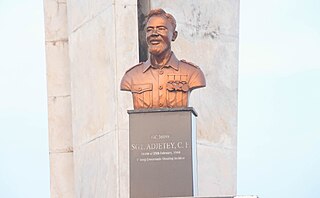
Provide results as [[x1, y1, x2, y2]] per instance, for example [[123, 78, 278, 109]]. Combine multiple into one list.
[[143, 52, 180, 73]]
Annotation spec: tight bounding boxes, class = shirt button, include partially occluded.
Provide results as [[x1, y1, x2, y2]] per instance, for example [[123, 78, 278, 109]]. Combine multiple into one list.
[[159, 85, 163, 90], [159, 103, 163, 107], [159, 70, 164, 75]]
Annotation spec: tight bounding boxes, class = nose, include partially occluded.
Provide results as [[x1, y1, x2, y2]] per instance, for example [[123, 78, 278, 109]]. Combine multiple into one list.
[[151, 29, 159, 36], [146, 27, 160, 36]]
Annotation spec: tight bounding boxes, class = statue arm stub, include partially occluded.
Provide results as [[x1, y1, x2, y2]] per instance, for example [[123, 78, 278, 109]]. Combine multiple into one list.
[[120, 74, 131, 91], [188, 69, 206, 90], [120, 63, 144, 91], [180, 60, 206, 91]]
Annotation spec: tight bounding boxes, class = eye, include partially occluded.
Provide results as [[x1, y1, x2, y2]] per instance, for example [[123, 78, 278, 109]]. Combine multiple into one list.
[[157, 27, 166, 32], [146, 27, 153, 32]]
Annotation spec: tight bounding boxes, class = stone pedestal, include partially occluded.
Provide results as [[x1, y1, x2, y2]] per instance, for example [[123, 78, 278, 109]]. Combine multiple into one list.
[[128, 108, 198, 198]]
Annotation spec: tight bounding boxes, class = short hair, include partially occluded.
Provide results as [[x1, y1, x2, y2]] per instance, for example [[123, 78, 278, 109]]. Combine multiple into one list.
[[147, 8, 177, 31]]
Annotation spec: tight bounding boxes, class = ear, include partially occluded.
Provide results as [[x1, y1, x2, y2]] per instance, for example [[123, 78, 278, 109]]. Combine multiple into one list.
[[172, 31, 178, 41]]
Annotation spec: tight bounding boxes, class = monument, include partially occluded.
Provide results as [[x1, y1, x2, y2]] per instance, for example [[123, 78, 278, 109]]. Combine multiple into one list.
[[121, 9, 205, 198], [44, 0, 240, 197]]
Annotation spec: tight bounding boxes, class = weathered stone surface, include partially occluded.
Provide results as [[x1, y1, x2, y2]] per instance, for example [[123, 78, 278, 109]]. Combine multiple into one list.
[[68, 8, 120, 197], [197, 144, 237, 196], [73, 131, 118, 197], [48, 95, 73, 152], [44, 0, 74, 197], [68, 1, 139, 198], [50, 153, 74, 198], [43, 0, 68, 41], [115, 3, 139, 124], [114, 4, 139, 198], [67, 0, 113, 32], [69, 8, 117, 147], [45, 41, 70, 97]]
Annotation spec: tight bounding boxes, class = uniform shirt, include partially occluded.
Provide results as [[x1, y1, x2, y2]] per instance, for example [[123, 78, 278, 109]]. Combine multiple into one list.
[[120, 52, 206, 109]]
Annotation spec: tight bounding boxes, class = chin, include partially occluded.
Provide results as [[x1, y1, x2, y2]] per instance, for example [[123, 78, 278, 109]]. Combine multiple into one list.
[[148, 45, 168, 56], [148, 47, 163, 55]]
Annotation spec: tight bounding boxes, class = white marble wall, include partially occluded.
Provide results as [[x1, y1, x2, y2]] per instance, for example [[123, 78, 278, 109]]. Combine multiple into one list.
[[150, 1, 239, 196], [44, 0, 239, 197], [44, 0, 75, 197], [65, 0, 138, 197]]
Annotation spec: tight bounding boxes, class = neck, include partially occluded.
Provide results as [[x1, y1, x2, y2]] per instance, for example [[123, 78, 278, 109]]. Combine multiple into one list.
[[150, 50, 172, 68]]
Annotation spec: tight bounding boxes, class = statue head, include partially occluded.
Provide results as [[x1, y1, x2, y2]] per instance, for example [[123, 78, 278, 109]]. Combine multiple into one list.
[[146, 9, 178, 56]]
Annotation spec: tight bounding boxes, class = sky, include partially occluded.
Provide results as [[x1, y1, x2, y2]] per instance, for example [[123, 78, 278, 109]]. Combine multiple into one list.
[[0, 0, 319, 198], [238, 0, 320, 197], [0, 0, 49, 197]]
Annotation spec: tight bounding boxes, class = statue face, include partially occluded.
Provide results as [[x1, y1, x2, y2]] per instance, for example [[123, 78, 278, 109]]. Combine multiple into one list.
[[146, 15, 175, 56]]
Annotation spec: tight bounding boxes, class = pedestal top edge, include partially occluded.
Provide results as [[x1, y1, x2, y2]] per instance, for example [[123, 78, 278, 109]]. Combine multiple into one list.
[[160, 196, 258, 198], [127, 107, 198, 117]]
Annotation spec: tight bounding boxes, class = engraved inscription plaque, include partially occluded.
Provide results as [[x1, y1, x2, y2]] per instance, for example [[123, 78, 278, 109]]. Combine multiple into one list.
[[128, 108, 198, 198]]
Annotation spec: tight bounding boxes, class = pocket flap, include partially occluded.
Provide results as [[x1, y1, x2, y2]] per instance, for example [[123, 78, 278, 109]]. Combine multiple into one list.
[[131, 83, 153, 94]]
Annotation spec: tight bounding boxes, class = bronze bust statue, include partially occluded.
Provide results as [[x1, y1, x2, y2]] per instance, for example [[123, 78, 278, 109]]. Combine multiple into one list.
[[121, 9, 206, 109]]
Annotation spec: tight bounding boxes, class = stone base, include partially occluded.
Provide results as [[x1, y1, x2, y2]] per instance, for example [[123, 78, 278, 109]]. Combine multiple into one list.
[[128, 108, 198, 198]]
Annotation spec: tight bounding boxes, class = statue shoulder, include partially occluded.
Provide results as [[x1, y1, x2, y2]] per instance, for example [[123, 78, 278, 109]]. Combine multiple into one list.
[[180, 59, 200, 69], [125, 62, 143, 73]]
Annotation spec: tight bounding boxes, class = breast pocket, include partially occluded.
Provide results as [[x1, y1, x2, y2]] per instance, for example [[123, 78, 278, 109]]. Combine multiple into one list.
[[131, 83, 153, 109]]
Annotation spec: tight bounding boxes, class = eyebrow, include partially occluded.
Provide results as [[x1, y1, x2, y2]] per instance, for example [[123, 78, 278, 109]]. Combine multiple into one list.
[[146, 25, 167, 28]]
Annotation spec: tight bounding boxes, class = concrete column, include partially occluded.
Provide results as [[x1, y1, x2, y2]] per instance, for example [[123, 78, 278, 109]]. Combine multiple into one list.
[[149, 1, 239, 196], [66, 0, 138, 197], [44, 0, 75, 197]]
